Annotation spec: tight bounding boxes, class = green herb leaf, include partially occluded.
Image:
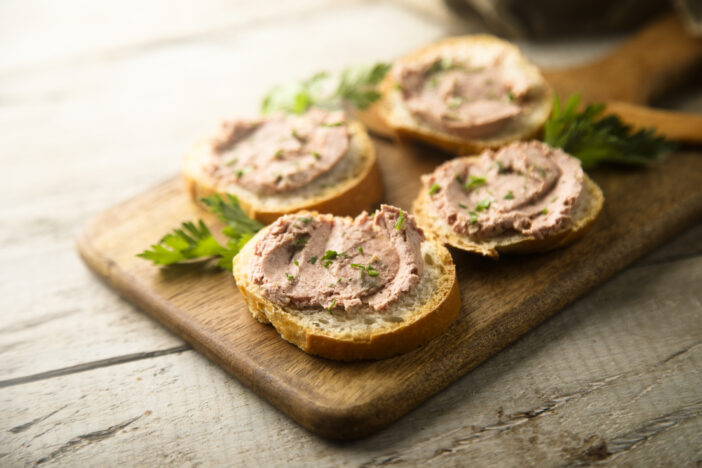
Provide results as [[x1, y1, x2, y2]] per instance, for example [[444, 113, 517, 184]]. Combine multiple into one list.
[[309, 255, 318, 264], [358, 246, 364, 254], [322, 250, 338, 260], [395, 212, 405, 231], [328, 298, 337, 312], [429, 183, 441, 195], [475, 198, 492, 212], [504, 190, 514, 200], [543, 93, 675, 169], [138, 195, 262, 271], [468, 211, 478, 225], [464, 175, 487, 190], [261, 62, 391, 114]]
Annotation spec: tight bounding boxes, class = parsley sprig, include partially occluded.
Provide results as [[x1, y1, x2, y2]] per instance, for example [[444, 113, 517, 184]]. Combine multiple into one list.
[[261, 63, 391, 115], [138, 194, 263, 271], [544, 94, 675, 169]]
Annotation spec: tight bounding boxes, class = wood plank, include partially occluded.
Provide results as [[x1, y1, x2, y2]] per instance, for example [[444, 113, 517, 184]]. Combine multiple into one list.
[[3, 254, 700, 465], [75, 134, 702, 438]]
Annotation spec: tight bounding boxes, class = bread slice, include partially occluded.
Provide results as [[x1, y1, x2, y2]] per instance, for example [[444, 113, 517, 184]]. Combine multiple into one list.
[[232, 214, 461, 361], [183, 120, 382, 225], [412, 158, 604, 259], [379, 35, 553, 155]]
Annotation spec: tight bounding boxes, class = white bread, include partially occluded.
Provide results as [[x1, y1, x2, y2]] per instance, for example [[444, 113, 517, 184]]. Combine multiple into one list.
[[379, 35, 553, 155], [183, 120, 382, 225], [412, 157, 604, 259], [232, 213, 461, 361]]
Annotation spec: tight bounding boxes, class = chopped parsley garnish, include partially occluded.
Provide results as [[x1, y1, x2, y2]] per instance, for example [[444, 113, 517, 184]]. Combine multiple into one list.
[[496, 161, 505, 174], [475, 198, 492, 212], [322, 250, 338, 260], [294, 260, 299, 267], [309, 255, 318, 264], [285, 273, 295, 282], [427, 57, 453, 75], [395, 212, 405, 231], [225, 158, 238, 166], [351, 263, 380, 278], [311, 151, 321, 160], [298, 217, 312, 224], [261, 62, 390, 114], [429, 183, 441, 195], [507, 91, 515, 102], [504, 190, 514, 200], [540, 208, 548, 215], [235, 169, 245, 178], [458, 203, 468, 209], [291, 129, 302, 140], [358, 246, 364, 254], [327, 298, 337, 312], [447, 96, 463, 109], [322, 121, 344, 127], [469, 211, 478, 225], [464, 175, 487, 190], [293, 237, 308, 248], [323, 260, 332, 268], [394, 83, 403, 91], [274, 149, 284, 159]]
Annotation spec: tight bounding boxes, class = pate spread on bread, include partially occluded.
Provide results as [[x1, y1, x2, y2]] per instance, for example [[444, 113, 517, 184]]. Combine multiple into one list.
[[206, 108, 351, 195], [250, 205, 423, 313], [379, 35, 553, 155], [425, 141, 584, 241], [233, 206, 461, 361], [184, 108, 382, 224], [394, 52, 542, 139], [413, 141, 604, 258]]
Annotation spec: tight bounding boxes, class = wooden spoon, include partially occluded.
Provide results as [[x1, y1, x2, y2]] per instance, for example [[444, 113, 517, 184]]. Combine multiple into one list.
[[543, 14, 702, 143]]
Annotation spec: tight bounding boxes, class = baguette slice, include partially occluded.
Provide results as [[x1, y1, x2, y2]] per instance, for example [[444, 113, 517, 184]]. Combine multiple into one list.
[[184, 119, 382, 225], [232, 212, 461, 361], [379, 35, 553, 155], [412, 157, 604, 259]]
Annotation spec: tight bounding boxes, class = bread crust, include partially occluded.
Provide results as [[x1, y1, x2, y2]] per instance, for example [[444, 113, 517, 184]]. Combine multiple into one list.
[[183, 120, 382, 224], [232, 223, 461, 361], [379, 35, 553, 155], [412, 157, 605, 258]]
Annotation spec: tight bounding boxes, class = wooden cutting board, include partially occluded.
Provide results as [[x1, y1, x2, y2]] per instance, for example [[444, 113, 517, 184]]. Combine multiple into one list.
[[77, 139, 702, 439], [77, 15, 702, 439]]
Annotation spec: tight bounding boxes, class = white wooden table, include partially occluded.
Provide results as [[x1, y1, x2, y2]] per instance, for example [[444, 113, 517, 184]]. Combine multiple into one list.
[[2, 1, 701, 465]]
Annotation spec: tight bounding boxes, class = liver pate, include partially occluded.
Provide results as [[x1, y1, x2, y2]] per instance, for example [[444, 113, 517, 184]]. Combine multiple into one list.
[[395, 53, 542, 138], [205, 108, 350, 195], [250, 205, 425, 313], [424, 141, 584, 240]]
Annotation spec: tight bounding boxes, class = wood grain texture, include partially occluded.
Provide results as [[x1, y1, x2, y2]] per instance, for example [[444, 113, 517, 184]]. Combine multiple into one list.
[[541, 14, 702, 143], [76, 136, 702, 439], [4, 0, 702, 463]]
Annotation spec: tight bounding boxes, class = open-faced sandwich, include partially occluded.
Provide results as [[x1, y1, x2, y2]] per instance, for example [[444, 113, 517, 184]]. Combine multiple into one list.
[[379, 35, 553, 154], [413, 140, 604, 258], [232, 205, 460, 360], [184, 107, 382, 224]]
